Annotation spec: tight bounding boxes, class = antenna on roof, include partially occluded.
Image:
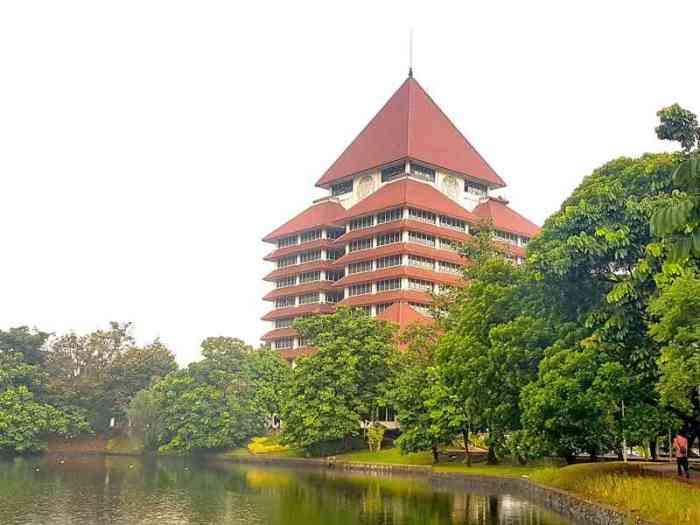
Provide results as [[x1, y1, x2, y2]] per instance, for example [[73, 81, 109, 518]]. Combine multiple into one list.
[[408, 29, 414, 78]]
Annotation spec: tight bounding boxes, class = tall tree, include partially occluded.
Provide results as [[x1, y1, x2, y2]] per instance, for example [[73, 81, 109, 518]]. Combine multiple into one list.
[[0, 352, 89, 455], [281, 308, 397, 454], [0, 326, 51, 365]]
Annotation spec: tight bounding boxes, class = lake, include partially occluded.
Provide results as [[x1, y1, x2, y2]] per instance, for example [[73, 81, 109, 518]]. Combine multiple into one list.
[[0, 455, 575, 525]]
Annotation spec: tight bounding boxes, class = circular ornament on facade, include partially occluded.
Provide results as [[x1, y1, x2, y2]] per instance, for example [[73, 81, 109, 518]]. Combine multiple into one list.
[[442, 175, 459, 199], [357, 175, 374, 199]]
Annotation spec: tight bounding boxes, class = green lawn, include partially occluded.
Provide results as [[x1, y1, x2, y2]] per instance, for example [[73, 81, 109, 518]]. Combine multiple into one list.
[[433, 462, 544, 478], [338, 447, 435, 465], [531, 462, 700, 525]]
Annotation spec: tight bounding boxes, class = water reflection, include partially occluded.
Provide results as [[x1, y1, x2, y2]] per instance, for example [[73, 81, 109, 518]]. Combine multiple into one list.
[[0, 456, 571, 525]]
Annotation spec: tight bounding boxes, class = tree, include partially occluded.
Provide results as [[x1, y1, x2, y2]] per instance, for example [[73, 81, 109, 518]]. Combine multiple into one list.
[[655, 104, 699, 153], [393, 324, 464, 463], [150, 337, 266, 453], [281, 308, 397, 454], [44, 322, 134, 431], [0, 326, 51, 365], [127, 389, 162, 450], [648, 271, 700, 440], [106, 339, 177, 422], [521, 153, 679, 460], [436, 228, 549, 463], [0, 352, 89, 455], [243, 347, 292, 429]]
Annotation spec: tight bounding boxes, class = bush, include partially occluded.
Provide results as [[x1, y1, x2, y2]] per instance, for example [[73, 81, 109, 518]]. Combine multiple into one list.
[[367, 423, 386, 452]]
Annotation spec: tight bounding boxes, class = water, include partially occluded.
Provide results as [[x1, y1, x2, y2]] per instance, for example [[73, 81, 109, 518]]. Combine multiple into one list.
[[0, 456, 574, 525]]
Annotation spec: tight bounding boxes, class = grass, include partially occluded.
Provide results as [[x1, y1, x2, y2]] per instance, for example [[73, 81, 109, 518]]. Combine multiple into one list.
[[531, 462, 700, 525], [105, 434, 144, 455], [338, 447, 435, 465], [433, 462, 544, 478], [221, 435, 305, 459]]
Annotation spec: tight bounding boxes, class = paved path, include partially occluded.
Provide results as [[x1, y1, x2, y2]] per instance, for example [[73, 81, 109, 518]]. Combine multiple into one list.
[[642, 462, 700, 487]]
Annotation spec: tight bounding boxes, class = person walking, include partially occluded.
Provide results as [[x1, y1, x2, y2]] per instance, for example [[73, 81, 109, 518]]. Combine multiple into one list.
[[673, 430, 690, 479]]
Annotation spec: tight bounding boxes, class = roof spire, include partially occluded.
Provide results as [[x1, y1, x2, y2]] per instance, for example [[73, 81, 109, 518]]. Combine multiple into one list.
[[408, 28, 414, 78]]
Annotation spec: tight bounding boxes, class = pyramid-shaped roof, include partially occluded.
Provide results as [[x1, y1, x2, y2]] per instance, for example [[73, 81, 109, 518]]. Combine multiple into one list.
[[263, 199, 346, 242], [473, 197, 540, 238], [316, 77, 505, 189]]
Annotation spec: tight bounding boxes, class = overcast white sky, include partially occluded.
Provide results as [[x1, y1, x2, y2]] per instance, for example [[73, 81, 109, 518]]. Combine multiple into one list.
[[1, 1, 698, 364]]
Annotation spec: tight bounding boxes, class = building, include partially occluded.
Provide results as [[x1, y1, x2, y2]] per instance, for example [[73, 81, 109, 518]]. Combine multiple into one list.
[[262, 74, 540, 360]]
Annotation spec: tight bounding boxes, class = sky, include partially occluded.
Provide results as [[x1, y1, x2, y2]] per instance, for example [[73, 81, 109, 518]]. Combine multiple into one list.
[[1, 1, 699, 365]]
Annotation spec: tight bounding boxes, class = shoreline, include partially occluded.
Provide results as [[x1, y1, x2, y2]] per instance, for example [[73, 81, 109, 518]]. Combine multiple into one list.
[[41, 448, 654, 525]]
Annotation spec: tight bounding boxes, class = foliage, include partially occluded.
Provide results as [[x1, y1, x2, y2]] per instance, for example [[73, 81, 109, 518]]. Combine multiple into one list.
[[648, 271, 700, 418], [0, 352, 90, 455], [152, 338, 264, 453], [655, 103, 699, 153], [243, 347, 292, 426], [281, 308, 397, 453], [392, 324, 463, 461], [127, 389, 163, 450], [107, 339, 177, 421], [367, 423, 385, 452], [0, 326, 51, 365], [436, 228, 550, 461], [246, 435, 289, 455]]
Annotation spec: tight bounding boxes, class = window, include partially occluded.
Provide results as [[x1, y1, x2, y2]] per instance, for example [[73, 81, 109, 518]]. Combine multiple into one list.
[[465, 180, 488, 197], [299, 250, 321, 263], [349, 238, 373, 252], [275, 276, 297, 288], [326, 270, 344, 282], [377, 208, 402, 224], [408, 279, 433, 292], [376, 278, 401, 292], [410, 163, 436, 183], [277, 255, 297, 268], [277, 236, 297, 248], [409, 231, 435, 247], [376, 255, 401, 269], [349, 215, 374, 231], [325, 292, 344, 304], [274, 297, 295, 309], [375, 303, 393, 315], [274, 318, 294, 329], [381, 163, 405, 182], [331, 180, 353, 196], [327, 249, 344, 260], [439, 238, 459, 252], [274, 338, 293, 349], [299, 271, 321, 284], [298, 292, 320, 305], [410, 302, 433, 318], [300, 229, 322, 244], [439, 261, 461, 275], [409, 208, 436, 224], [376, 231, 401, 246], [521, 237, 529, 246], [440, 215, 466, 232], [494, 230, 519, 245], [327, 229, 344, 240], [348, 260, 373, 274], [348, 283, 371, 296], [408, 255, 434, 270]]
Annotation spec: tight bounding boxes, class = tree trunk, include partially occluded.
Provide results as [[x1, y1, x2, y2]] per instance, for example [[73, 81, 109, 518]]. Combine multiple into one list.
[[649, 439, 657, 461], [587, 447, 598, 462], [487, 444, 497, 465], [431, 445, 439, 464], [462, 428, 471, 467], [563, 450, 575, 465]]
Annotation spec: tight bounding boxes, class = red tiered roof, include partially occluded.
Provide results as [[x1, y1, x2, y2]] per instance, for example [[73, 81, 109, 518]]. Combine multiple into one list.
[[263, 199, 346, 243], [376, 302, 430, 330], [473, 197, 540, 238], [342, 177, 477, 222], [316, 78, 505, 189]]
